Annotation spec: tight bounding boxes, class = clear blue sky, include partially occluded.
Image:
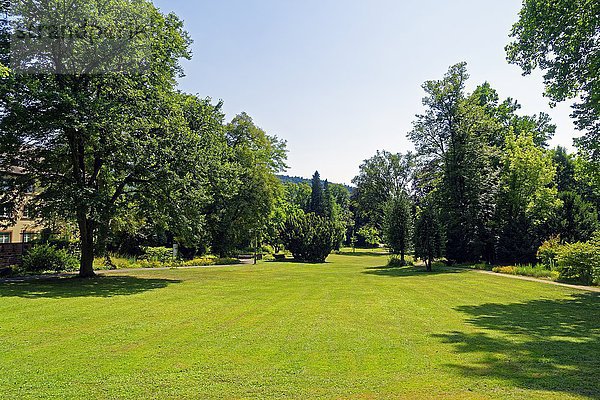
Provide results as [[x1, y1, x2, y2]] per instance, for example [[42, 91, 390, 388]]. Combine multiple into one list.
[[154, 0, 578, 185]]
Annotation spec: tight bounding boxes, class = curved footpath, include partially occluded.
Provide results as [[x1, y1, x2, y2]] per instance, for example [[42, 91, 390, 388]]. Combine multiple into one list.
[[458, 267, 600, 293]]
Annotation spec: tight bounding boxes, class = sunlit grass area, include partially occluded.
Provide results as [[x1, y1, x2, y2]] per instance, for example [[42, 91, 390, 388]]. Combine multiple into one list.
[[1, 253, 598, 399]]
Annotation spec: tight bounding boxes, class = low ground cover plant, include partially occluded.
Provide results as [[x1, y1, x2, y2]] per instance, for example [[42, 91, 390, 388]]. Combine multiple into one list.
[[492, 265, 560, 280], [92, 252, 241, 271]]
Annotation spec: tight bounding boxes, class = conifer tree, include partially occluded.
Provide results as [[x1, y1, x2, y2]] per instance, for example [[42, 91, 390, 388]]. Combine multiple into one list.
[[309, 171, 325, 215]]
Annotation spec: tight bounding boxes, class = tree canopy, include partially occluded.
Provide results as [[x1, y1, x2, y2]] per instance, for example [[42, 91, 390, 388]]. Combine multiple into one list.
[[507, 0, 600, 154]]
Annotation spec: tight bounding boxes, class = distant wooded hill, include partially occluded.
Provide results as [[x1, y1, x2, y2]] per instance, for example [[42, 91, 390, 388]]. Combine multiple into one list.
[[277, 175, 354, 193]]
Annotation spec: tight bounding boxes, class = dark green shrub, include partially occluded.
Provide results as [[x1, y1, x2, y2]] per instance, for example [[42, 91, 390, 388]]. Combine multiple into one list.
[[282, 211, 338, 263], [22, 244, 78, 273]]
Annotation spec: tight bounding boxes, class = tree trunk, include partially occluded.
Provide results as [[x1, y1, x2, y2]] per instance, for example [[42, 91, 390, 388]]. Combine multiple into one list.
[[400, 250, 405, 265], [426, 254, 433, 272], [78, 216, 96, 278]]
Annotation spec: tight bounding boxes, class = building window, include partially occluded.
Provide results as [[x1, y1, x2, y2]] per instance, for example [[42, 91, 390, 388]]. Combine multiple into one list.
[[22, 203, 34, 220], [0, 204, 12, 219], [22, 232, 37, 243], [0, 232, 11, 244]]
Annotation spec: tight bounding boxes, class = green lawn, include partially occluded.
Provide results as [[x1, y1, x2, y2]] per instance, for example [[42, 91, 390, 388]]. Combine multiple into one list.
[[1, 253, 598, 399]]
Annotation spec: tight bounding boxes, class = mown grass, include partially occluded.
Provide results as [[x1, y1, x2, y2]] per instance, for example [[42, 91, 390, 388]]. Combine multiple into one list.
[[0, 253, 598, 399]]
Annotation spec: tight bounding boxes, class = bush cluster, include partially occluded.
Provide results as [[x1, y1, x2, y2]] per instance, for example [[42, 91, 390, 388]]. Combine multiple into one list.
[[556, 241, 600, 285], [21, 244, 79, 273], [537, 236, 561, 269], [282, 212, 338, 263], [536, 232, 600, 285], [141, 247, 175, 263], [93, 255, 241, 271]]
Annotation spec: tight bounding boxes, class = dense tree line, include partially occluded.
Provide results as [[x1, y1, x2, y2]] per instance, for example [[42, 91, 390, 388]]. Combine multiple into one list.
[[0, 0, 597, 275], [0, 0, 287, 276], [353, 63, 599, 265]]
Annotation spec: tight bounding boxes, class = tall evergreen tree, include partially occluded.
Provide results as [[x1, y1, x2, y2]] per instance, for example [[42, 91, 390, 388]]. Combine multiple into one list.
[[309, 171, 325, 216], [323, 180, 335, 219]]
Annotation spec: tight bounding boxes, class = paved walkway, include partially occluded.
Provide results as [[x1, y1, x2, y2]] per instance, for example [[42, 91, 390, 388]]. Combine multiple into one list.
[[465, 268, 600, 293]]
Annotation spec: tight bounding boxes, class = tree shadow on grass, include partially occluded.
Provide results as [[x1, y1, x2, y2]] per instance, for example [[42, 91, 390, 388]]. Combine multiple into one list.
[[0, 276, 181, 299], [363, 265, 467, 277], [335, 250, 389, 257], [435, 293, 600, 399]]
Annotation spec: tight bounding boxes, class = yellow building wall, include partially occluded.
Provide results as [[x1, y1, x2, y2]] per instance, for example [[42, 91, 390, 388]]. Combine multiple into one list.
[[0, 209, 43, 244]]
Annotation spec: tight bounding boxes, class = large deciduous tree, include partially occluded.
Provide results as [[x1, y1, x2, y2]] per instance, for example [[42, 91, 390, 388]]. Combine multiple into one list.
[[0, 0, 198, 277], [496, 132, 561, 263], [409, 63, 498, 263], [352, 151, 415, 235], [207, 113, 287, 257], [507, 0, 599, 160]]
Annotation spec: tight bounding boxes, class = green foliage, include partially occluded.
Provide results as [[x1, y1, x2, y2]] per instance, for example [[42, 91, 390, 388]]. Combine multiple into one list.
[[0, 0, 197, 277], [352, 151, 415, 232], [141, 247, 174, 263], [383, 193, 413, 260], [553, 147, 577, 192], [492, 265, 560, 281], [574, 156, 600, 212], [552, 191, 599, 243], [281, 211, 338, 263], [556, 241, 600, 285], [387, 254, 414, 268], [496, 131, 560, 263], [22, 244, 78, 273], [208, 113, 287, 257], [414, 204, 443, 271], [357, 225, 381, 248], [537, 236, 562, 269], [309, 171, 325, 215], [507, 0, 600, 137], [409, 63, 498, 263], [94, 255, 240, 270], [283, 182, 312, 211]]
